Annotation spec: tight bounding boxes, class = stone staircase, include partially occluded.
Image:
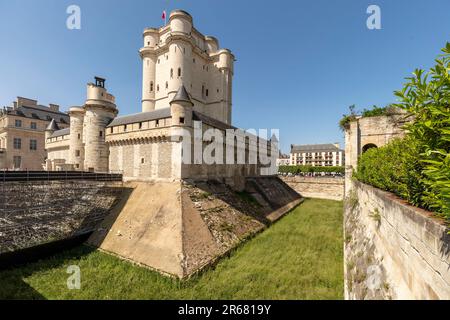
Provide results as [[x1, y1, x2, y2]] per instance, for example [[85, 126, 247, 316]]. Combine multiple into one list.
[[246, 177, 302, 211]]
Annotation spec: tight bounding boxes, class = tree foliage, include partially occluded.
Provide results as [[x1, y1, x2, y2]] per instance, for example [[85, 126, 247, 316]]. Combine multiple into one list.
[[356, 43, 450, 219], [392, 42, 450, 217]]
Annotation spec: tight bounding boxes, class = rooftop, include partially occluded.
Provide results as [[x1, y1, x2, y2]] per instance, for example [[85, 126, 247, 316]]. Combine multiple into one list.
[[107, 108, 171, 127], [291, 143, 343, 153], [49, 127, 70, 138], [1, 104, 69, 123]]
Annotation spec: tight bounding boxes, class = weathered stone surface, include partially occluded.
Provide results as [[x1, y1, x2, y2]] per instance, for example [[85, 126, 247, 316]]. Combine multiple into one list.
[[281, 176, 344, 201], [344, 181, 450, 300], [0, 181, 124, 253], [88, 177, 302, 278]]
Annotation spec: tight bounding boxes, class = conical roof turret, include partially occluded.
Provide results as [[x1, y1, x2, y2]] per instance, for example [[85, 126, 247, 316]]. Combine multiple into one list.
[[170, 85, 193, 106]]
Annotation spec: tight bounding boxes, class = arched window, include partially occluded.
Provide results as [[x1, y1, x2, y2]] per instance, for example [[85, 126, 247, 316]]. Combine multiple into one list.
[[178, 68, 181, 77], [157, 84, 160, 92], [170, 69, 173, 78], [362, 143, 377, 153], [150, 81, 153, 92], [165, 82, 168, 89]]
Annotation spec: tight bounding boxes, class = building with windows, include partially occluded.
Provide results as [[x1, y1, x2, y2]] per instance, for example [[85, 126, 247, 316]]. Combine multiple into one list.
[[45, 10, 275, 182], [0, 97, 69, 170], [140, 10, 233, 125], [290, 143, 344, 167]]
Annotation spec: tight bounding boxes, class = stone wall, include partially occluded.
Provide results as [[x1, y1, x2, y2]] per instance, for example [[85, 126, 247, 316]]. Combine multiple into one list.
[[281, 176, 344, 201], [344, 181, 450, 300], [88, 177, 302, 278], [0, 180, 124, 254]]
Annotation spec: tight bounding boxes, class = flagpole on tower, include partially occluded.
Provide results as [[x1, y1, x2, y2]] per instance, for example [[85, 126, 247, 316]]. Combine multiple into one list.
[[162, 10, 167, 26]]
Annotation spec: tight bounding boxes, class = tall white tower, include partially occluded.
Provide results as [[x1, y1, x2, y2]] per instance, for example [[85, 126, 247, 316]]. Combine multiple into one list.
[[139, 10, 235, 124]]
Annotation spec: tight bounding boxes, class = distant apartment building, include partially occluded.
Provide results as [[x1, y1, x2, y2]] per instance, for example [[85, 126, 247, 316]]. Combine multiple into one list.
[[290, 143, 344, 167], [276, 153, 290, 166], [0, 97, 69, 170]]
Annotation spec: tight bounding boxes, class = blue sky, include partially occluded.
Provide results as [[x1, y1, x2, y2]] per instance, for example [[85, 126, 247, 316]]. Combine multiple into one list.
[[1, 0, 449, 153]]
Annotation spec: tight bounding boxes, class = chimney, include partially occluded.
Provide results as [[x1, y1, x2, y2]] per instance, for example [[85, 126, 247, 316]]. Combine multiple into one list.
[[49, 104, 60, 112], [16, 97, 37, 108]]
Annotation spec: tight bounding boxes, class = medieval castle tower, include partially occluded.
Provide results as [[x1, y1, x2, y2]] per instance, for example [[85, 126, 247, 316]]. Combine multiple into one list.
[[140, 10, 234, 124], [45, 77, 117, 172], [45, 10, 274, 182]]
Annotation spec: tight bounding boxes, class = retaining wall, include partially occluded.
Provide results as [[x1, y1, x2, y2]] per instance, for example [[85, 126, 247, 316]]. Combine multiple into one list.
[[344, 181, 450, 300], [281, 176, 344, 201]]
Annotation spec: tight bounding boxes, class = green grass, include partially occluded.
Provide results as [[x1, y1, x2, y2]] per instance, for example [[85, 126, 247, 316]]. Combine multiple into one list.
[[0, 198, 343, 300]]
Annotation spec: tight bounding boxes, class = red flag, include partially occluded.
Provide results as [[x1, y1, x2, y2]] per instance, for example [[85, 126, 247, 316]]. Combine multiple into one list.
[[162, 10, 166, 20]]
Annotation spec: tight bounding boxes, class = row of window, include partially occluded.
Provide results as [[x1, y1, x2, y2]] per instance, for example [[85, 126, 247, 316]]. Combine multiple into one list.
[[15, 119, 38, 130], [13, 138, 37, 150], [149, 81, 214, 99], [294, 152, 338, 156]]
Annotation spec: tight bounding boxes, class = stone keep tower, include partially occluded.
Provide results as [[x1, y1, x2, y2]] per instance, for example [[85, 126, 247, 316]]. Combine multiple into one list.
[[83, 77, 118, 172], [140, 10, 234, 124]]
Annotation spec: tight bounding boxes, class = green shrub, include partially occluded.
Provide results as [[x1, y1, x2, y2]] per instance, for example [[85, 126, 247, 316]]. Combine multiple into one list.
[[354, 137, 429, 211], [393, 42, 450, 218], [339, 104, 400, 131], [339, 105, 358, 131], [355, 42, 450, 220]]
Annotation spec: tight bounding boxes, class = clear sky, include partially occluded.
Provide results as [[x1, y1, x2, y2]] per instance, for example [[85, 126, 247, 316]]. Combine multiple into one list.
[[1, 0, 449, 153]]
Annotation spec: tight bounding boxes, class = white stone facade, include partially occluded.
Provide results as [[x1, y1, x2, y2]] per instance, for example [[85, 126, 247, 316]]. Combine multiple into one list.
[[289, 143, 344, 167], [45, 11, 275, 184], [140, 10, 234, 124]]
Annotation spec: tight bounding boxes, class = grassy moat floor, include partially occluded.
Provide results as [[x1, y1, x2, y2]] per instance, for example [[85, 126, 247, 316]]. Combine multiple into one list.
[[0, 198, 343, 300]]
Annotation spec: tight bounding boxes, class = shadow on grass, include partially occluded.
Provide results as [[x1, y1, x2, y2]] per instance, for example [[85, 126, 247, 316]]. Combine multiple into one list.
[[0, 245, 96, 300]]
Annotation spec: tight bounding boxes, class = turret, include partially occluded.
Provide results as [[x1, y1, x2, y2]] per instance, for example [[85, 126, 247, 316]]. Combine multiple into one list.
[[45, 119, 59, 140], [140, 29, 158, 112], [169, 10, 193, 34], [68, 106, 85, 170], [83, 77, 118, 172], [170, 85, 193, 127], [205, 36, 219, 53]]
